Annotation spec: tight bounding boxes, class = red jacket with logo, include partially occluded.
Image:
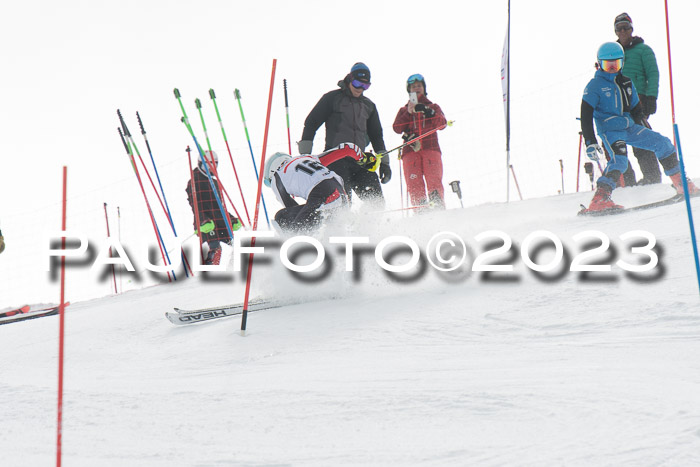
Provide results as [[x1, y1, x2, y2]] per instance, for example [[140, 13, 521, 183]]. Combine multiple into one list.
[[392, 95, 446, 155]]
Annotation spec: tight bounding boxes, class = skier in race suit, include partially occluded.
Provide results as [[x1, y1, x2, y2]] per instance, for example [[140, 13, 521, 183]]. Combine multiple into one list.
[[580, 42, 697, 213], [264, 143, 378, 232]]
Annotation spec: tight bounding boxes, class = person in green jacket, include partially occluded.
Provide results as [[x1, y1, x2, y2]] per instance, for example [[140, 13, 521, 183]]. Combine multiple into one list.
[[615, 12, 662, 186]]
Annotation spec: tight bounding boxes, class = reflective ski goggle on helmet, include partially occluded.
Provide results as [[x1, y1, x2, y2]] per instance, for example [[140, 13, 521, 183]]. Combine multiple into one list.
[[407, 73, 424, 85], [600, 58, 623, 73], [351, 79, 370, 90]]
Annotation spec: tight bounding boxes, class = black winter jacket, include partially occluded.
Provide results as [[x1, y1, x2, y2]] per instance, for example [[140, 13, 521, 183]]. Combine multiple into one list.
[[301, 76, 387, 154]]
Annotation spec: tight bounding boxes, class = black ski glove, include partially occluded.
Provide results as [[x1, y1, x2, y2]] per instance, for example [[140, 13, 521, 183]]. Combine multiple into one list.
[[642, 95, 657, 115], [402, 132, 417, 142], [414, 104, 435, 118], [379, 163, 392, 184]]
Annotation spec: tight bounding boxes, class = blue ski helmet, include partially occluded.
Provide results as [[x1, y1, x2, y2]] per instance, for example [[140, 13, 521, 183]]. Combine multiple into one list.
[[597, 42, 625, 73], [597, 42, 624, 62], [264, 152, 292, 187], [406, 73, 426, 94]]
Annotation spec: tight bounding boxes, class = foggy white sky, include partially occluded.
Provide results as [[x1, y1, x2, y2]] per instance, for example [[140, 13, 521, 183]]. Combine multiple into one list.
[[1, 0, 698, 306]]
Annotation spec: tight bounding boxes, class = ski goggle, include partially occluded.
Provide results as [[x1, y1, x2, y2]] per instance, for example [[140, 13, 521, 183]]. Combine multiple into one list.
[[615, 22, 632, 32], [407, 73, 424, 85], [600, 58, 623, 73], [351, 79, 370, 90]]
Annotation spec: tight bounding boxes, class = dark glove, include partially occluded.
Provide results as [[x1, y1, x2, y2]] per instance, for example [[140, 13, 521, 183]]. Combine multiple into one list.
[[297, 140, 312, 155], [643, 95, 657, 115], [414, 104, 435, 118], [379, 163, 392, 184], [402, 132, 417, 142]]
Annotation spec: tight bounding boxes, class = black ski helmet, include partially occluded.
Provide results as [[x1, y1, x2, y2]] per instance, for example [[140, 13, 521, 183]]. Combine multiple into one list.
[[406, 73, 427, 95]]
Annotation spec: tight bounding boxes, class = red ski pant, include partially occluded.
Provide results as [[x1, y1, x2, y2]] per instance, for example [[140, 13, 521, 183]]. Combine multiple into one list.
[[401, 149, 444, 206]]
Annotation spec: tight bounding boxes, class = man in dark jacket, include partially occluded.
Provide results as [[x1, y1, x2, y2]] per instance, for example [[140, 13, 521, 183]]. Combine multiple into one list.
[[298, 62, 390, 208], [186, 150, 241, 265], [615, 12, 662, 186]]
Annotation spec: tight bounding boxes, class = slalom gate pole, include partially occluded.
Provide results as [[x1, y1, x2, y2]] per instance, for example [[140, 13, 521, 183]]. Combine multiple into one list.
[[173, 89, 236, 239], [118, 111, 179, 280], [103, 203, 118, 293], [117, 125, 173, 282], [283, 79, 292, 154], [241, 58, 277, 333], [234, 88, 271, 228], [664, 0, 677, 128], [399, 158, 405, 211], [117, 206, 122, 292], [56, 166, 67, 467], [209, 88, 252, 225], [559, 159, 564, 194], [509, 164, 523, 200], [187, 146, 205, 263], [136, 112, 193, 277], [665, 2, 700, 293], [119, 112, 174, 232], [194, 98, 244, 229], [672, 125, 700, 294], [576, 132, 583, 192]]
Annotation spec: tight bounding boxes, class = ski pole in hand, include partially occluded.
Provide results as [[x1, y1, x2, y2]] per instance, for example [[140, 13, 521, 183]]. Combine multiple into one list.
[[380, 120, 455, 160]]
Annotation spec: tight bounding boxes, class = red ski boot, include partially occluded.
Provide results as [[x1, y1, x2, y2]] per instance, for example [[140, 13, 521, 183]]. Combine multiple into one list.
[[582, 185, 623, 213], [669, 173, 700, 196]]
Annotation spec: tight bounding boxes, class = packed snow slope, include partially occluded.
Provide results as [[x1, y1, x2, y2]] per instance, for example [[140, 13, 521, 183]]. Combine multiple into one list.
[[2, 182, 700, 466]]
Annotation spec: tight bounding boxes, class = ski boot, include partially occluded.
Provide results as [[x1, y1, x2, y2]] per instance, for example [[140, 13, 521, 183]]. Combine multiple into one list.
[[581, 185, 623, 214], [669, 173, 700, 196]]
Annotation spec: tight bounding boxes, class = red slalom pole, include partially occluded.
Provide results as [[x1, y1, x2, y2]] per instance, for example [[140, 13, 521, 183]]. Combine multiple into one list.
[[241, 58, 277, 333], [186, 146, 204, 264], [509, 164, 523, 200], [103, 202, 117, 293], [664, 0, 677, 126], [56, 166, 67, 467]]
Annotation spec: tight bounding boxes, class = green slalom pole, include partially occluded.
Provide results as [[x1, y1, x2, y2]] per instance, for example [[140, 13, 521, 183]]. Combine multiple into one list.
[[173, 88, 236, 238], [209, 89, 252, 225], [194, 97, 246, 227], [234, 88, 270, 227], [283, 79, 292, 154]]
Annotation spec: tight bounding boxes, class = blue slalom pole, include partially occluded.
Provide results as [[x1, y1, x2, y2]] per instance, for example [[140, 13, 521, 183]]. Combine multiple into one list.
[[673, 124, 700, 294], [182, 119, 235, 241], [137, 111, 191, 277], [118, 111, 178, 281], [234, 89, 271, 228]]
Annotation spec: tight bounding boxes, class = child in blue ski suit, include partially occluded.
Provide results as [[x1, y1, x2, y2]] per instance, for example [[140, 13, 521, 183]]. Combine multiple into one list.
[[581, 42, 697, 212]]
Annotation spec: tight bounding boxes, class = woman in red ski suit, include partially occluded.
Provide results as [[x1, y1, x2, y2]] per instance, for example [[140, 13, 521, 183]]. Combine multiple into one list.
[[392, 74, 447, 208]]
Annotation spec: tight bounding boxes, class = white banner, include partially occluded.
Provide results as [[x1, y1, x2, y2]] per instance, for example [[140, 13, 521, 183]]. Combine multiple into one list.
[[501, 28, 509, 126]]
